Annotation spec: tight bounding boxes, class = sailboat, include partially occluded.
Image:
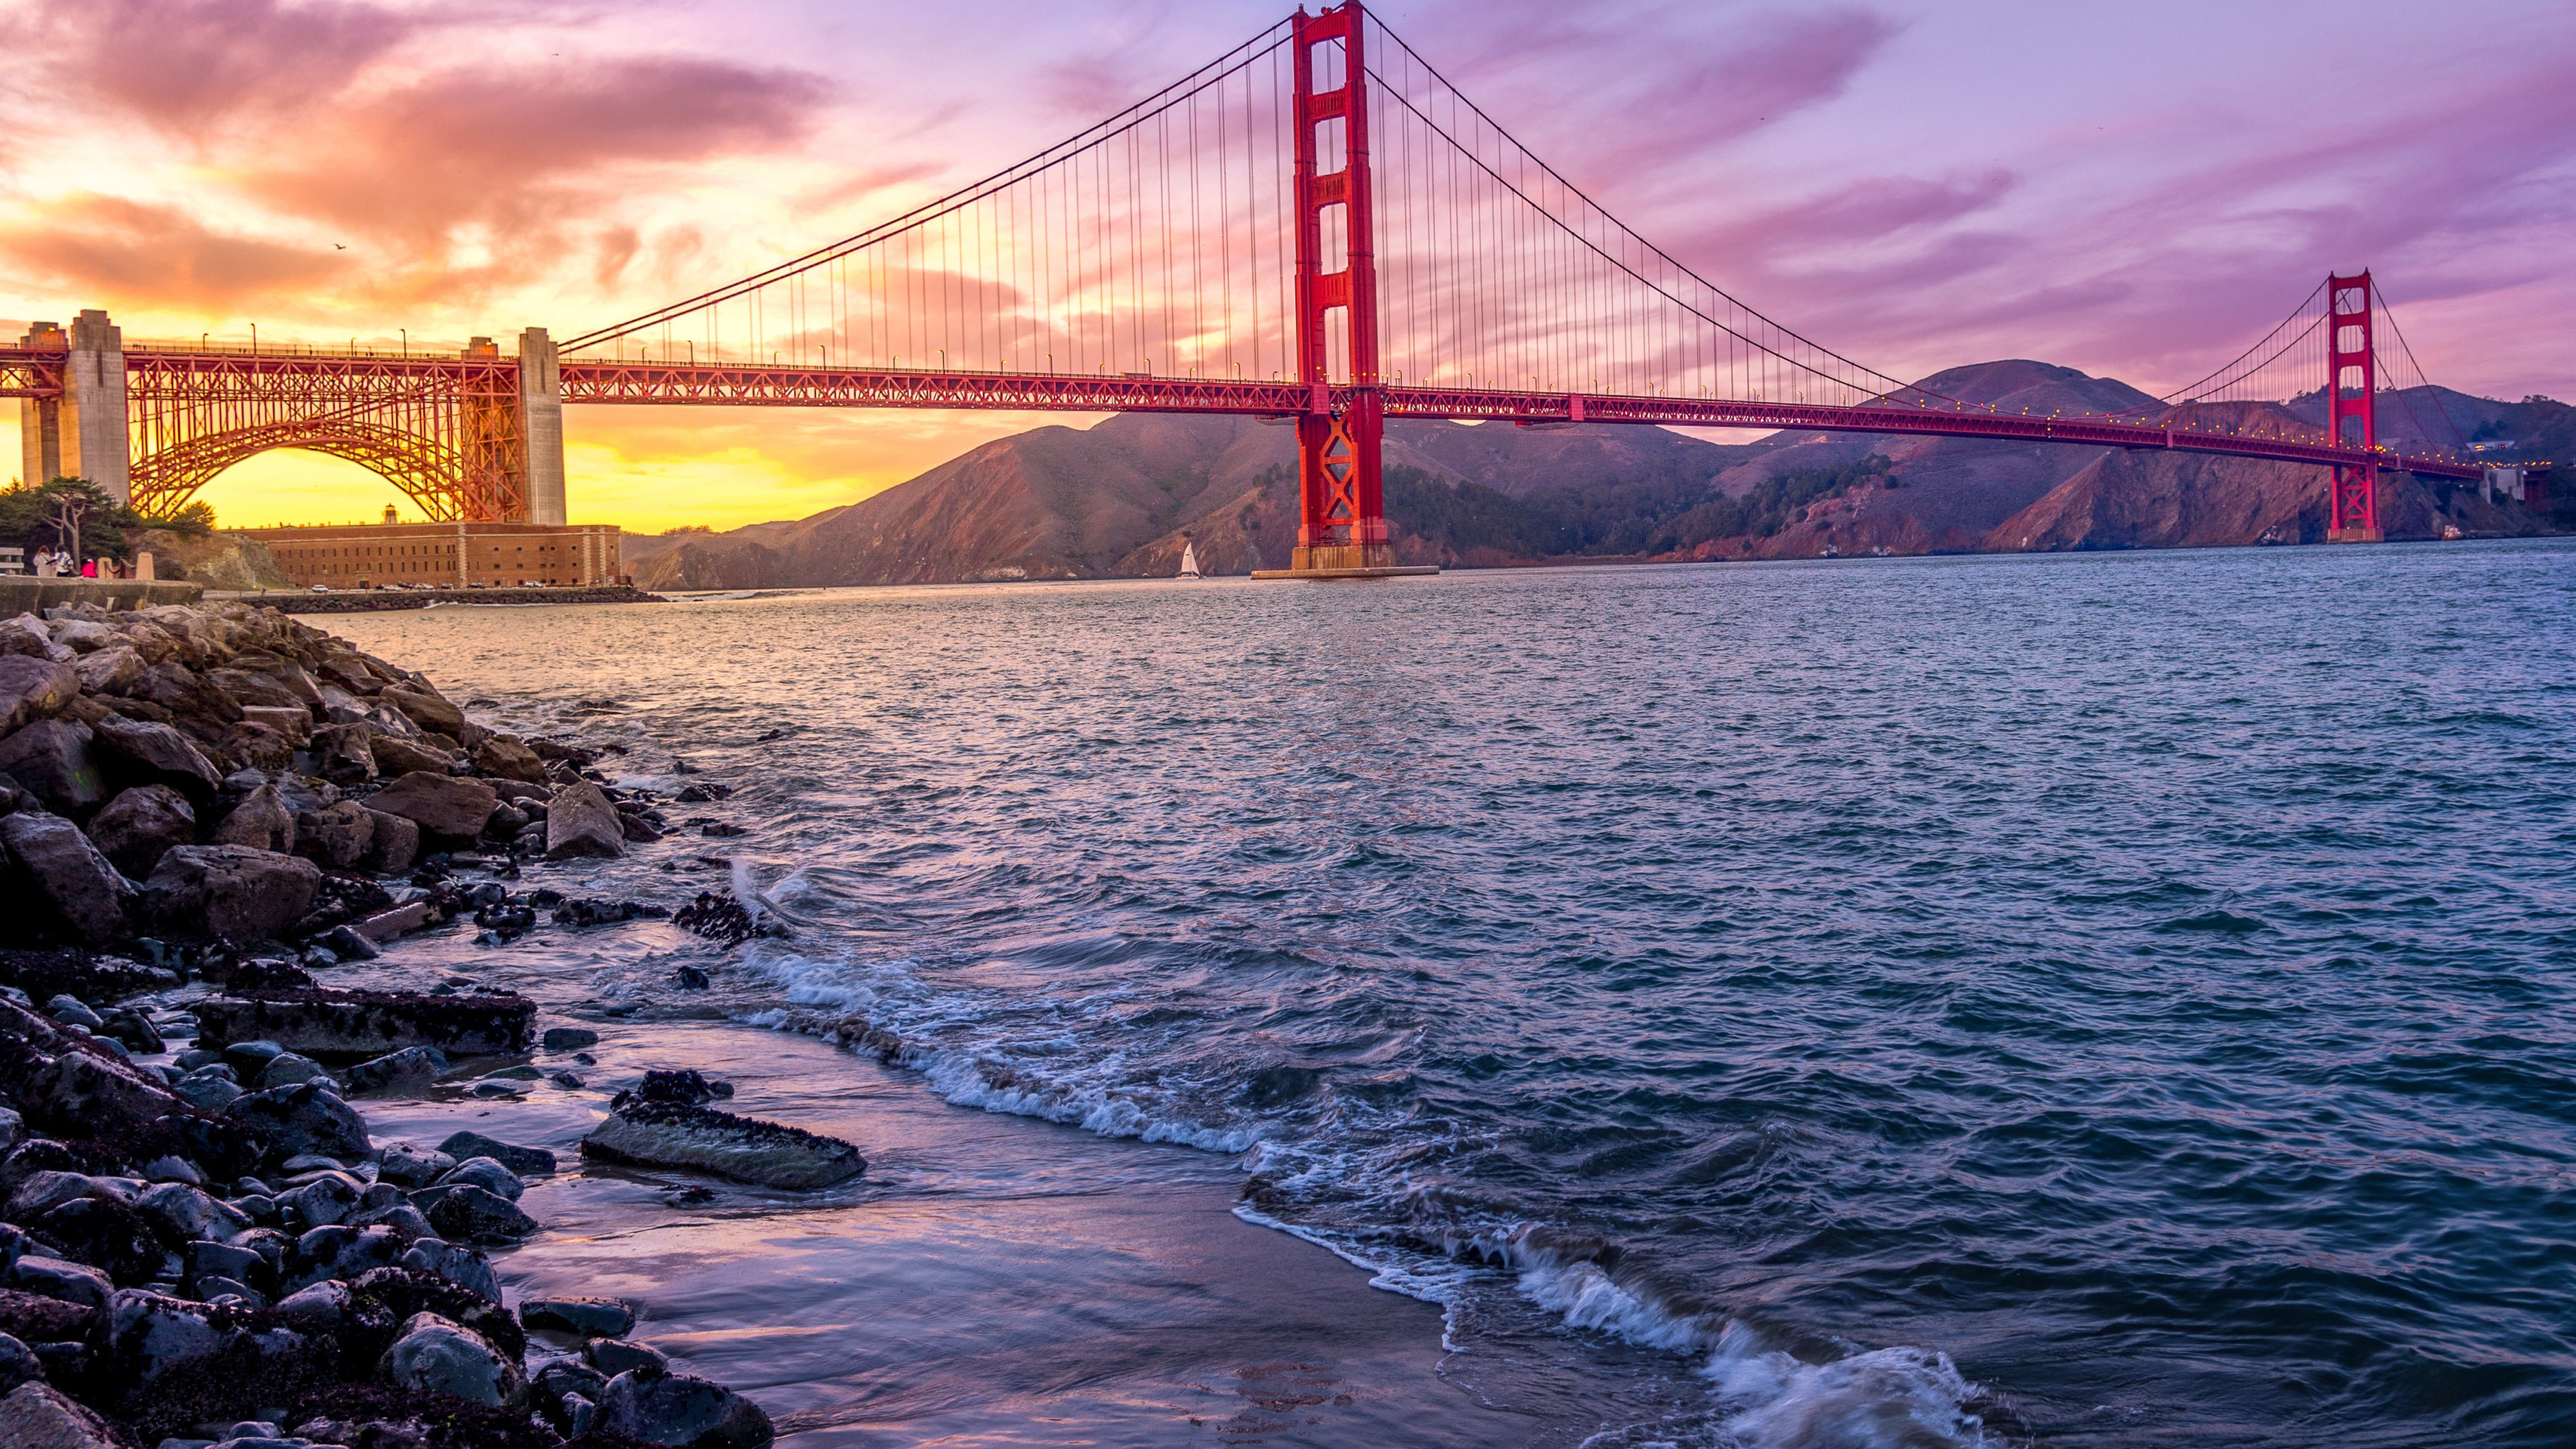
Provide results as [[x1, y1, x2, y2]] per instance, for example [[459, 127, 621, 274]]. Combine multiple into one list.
[[1177, 541, 1203, 580]]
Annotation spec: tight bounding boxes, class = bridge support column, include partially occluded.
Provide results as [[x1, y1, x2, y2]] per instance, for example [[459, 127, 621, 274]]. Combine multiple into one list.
[[18, 322, 65, 488], [19, 313, 129, 502], [2325, 272, 2381, 543], [519, 327, 566, 525], [1256, 1, 1432, 581]]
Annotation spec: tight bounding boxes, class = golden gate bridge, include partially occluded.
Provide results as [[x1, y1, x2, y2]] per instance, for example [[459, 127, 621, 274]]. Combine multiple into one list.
[[1, 3, 2522, 572]]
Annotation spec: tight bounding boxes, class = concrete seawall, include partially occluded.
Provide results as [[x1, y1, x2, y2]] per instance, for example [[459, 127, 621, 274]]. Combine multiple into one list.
[[0, 577, 204, 612]]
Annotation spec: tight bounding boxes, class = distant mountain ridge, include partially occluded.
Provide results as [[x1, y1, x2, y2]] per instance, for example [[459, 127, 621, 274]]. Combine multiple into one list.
[[631, 361, 2566, 588]]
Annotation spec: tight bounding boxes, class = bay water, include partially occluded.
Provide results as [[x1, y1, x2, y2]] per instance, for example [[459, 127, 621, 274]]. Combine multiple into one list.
[[325, 539, 2576, 1447]]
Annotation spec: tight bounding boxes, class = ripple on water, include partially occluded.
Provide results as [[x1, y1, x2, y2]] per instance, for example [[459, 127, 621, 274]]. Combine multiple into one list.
[[324, 539, 2576, 1448]]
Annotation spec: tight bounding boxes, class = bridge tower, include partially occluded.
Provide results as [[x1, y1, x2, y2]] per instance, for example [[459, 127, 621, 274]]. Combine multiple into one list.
[[1272, 1, 1424, 579], [2325, 272, 2381, 543]]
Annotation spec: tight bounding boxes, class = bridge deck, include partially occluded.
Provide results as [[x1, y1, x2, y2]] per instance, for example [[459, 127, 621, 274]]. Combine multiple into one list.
[[0, 346, 2493, 482]]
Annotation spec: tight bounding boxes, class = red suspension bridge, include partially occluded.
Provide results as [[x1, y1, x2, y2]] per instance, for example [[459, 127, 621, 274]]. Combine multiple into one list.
[[3, 3, 2527, 566]]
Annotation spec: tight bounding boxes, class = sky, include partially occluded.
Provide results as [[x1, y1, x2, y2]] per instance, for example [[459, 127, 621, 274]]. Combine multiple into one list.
[[3, 0, 2571, 533]]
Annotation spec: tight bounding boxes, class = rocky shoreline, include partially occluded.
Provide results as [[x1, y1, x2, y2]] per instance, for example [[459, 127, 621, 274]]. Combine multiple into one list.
[[0, 600, 833, 1448]]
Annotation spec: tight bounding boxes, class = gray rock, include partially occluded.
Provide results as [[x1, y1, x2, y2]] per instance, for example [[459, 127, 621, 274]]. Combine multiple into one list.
[[520, 1296, 636, 1338], [0, 655, 78, 736], [473, 735, 549, 785], [366, 771, 496, 843], [434, 1132, 555, 1176], [139, 1154, 201, 1185], [480, 1065, 543, 1081], [208, 783, 296, 853], [44, 997, 101, 1031], [271, 1278, 350, 1332], [0, 720, 104, 816], [544, 781, 626, 861], [398, 1238, 501, 1301], [83, 784, 195, 879], [186, 1240, 268, 1295], [379, 687, 466, 736], [378, 1310, 524, 1408], [5, 1171, 122, 1222], [142, 845, 322, 941], [70, 643, 142, 695], [90, 714, 224, 802], [581, 1098, 867, 1190], [290, 800, 374, 870], [14, 1013, 184, 1136], [221, 1083, 370, 1165], [417, 1184, 537, 1243], [433, 1157, 524, 1201], [134, 1183, 250, 1247], [358, 809, 419, 874], [258, 1052, 329, 1089], [96, 1288, 333, 1437], [222, 1040, 282, 1074], [217, 718, 297, 772], [598, 1366, 776, 1448], [368, 732, 456, 777], [0, 1382, 123, 1448], [376, 1142, 458, 1187], [340, 1046, 445, 1099], [0, 1330, 39, 1395], [5, 1255, 111, 1311], [312, 722, 376, 786], [542, 1026, 601, 1051], [237, 703, 315, 745], [279, 1175, 359, 1228], [172, 1068, 241, 1111], [560, 1390, 602, 1437], [0, 813, 131, 947], [0, 1108, 18, 1152], [195, 989, 531, 1059], [585, 1336, 667, 1377]]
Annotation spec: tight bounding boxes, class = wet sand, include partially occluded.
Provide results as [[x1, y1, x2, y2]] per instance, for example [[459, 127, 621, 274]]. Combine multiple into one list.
[[352, 1014, 1550, 1446]]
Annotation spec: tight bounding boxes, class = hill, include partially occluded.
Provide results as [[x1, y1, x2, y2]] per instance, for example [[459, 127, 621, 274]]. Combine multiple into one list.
[[631, 362, 2561, 588]]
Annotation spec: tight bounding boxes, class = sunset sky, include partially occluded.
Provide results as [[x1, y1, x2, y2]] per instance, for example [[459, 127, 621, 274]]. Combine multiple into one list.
[[3, 0, 2570, 534]]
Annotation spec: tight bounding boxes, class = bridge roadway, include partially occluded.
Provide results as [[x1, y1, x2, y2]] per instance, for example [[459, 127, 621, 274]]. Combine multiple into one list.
[[0, 343, 2490, 484]]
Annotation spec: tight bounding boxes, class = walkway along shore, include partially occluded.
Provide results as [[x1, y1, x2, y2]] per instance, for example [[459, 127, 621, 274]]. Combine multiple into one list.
[[0, 598, 806, 1448]]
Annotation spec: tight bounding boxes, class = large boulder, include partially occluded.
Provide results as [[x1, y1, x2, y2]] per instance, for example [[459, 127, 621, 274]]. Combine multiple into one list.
[[141, 844, 321, 941], [221, 1081, 371, 1164], [379, 1309, 525, 1408], [83, 784, 195, 879], [131, 661, 244, 738], [581, 1097, 865, 1189], [599, 1366, 776, 1448], [294, 800, 376, 871], [70, 643, 143, 696], [193, 988, 535, 1059], [217, 718, 297, 771], [545, 781, 626, 861], [473, 735, 550, 785], [0, 656, 77, 736], [0, 1382, 125, 1448], [370, 733, 455, 777], [314, 721, 378, 786], [1, 813, 133, 946], [0, 720, 105, 816], [89, 714, 223, 802], [209, 667, 306, 711], [237, 702, 315, 745], [417, 1183, 538, 1243], [380, 687, 466, 737], [94, 1288, 337, 1438], [209, 782, 297, 853], [0, 616, 50, 658], [360, 808, 419, 874], [368, 771, 496, 843]]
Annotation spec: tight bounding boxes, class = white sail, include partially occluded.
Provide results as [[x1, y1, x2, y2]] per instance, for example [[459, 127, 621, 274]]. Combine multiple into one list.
[[1178, 542, 1202, 579]]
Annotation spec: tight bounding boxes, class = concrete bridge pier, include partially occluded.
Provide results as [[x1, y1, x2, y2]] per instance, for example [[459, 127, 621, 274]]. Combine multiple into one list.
[[519, 326, 566, 525], [17, 311, 128, 502]]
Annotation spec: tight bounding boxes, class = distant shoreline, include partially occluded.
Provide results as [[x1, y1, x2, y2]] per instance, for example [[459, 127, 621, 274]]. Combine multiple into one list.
[[209, 585, 667, 613]]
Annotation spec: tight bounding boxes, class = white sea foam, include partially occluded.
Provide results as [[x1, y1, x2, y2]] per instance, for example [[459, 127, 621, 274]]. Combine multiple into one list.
[[1705, 1320, 1989, 1448], [729, 939, 1982, 1449], [733, 940, 1262, 1152]]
